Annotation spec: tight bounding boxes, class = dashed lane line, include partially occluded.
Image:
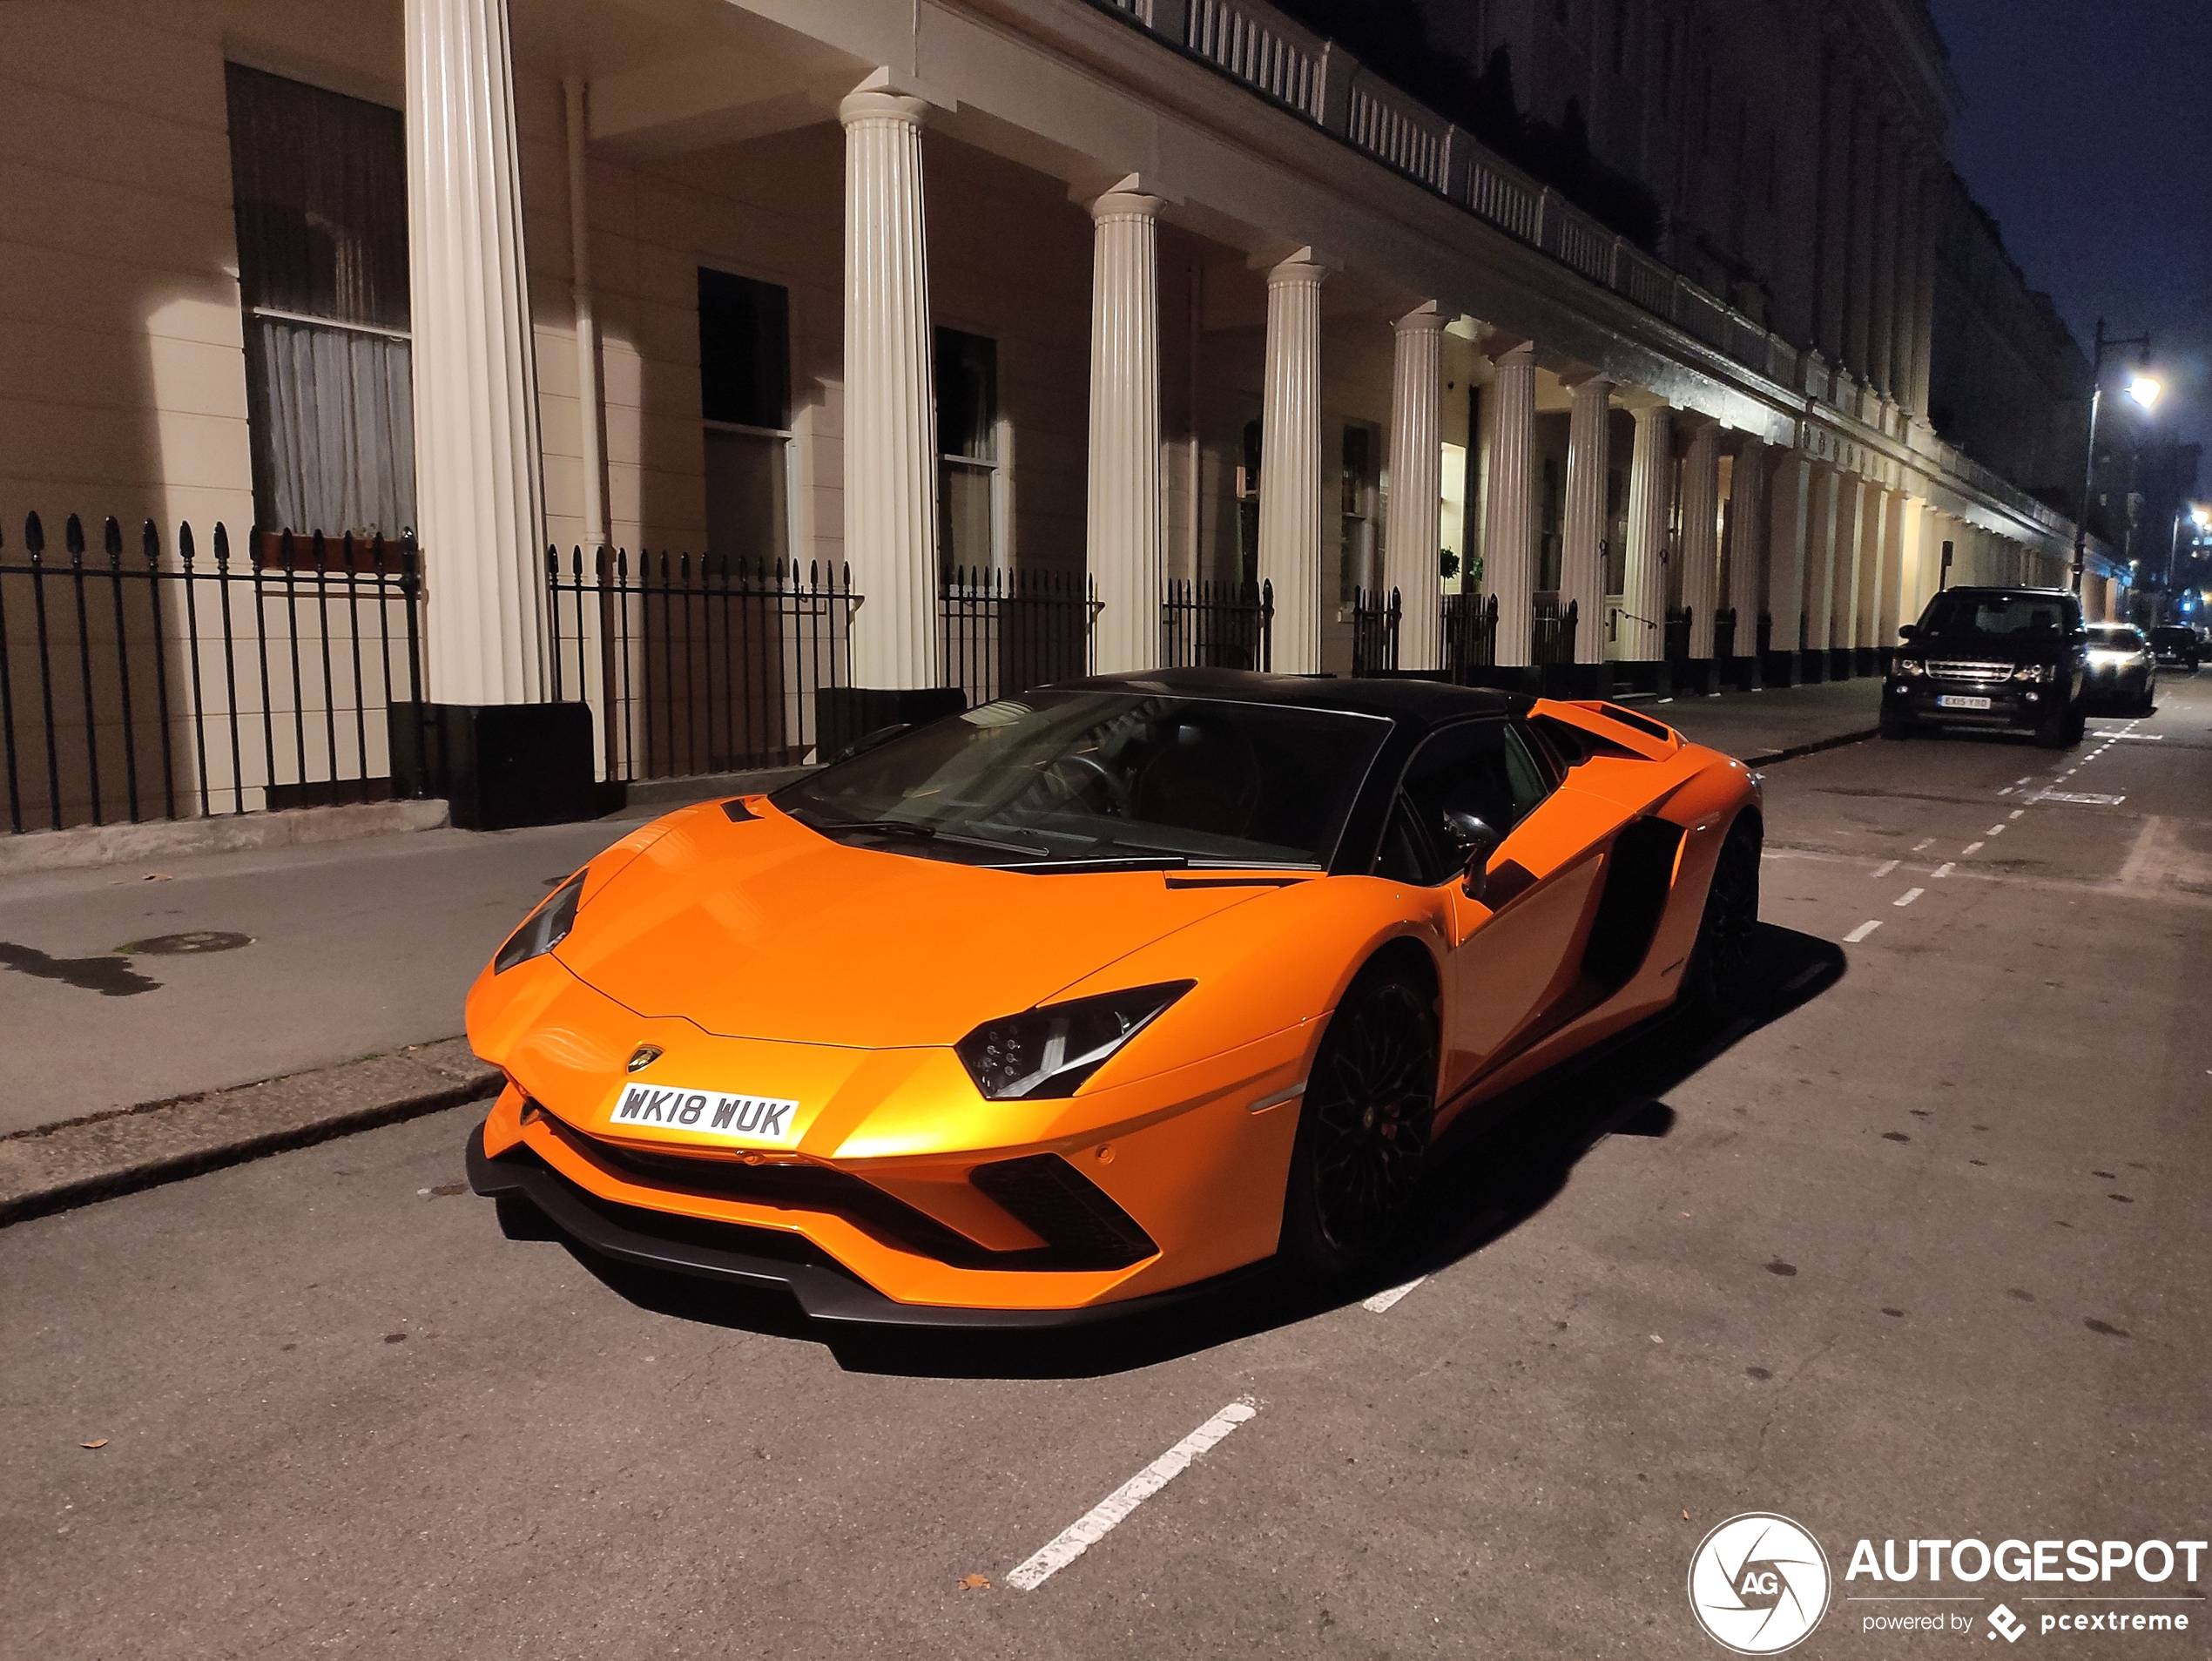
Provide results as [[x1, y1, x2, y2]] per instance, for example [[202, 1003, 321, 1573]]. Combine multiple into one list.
[[1844, 920, 1884, 943], [1006, 1399, 1260, 1590], [1963, 841, 1986, 855], [1932, 862, 1955, 878], [2009, 808, 2026, 820], [1912, 838, 1935, 853], [1986, 824, 2007, 836], [1872, 859, 1899, 878], [1363, 1276, 1427, 1314], [1894, 888, 1925, 908]]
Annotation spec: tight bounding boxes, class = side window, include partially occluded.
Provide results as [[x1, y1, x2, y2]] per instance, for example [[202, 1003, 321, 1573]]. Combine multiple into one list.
[[1386, 720, 1557, 884]]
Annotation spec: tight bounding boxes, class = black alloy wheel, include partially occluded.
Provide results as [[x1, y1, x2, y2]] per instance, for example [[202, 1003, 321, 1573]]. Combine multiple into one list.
[[1281, 963, 1438, 1279], [1682, 815, 1763, 1022]]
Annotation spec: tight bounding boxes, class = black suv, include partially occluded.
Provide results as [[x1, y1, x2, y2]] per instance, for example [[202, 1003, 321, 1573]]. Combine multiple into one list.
[[2149, 625, 2201, 670], [1881, 586, 2087, 748]]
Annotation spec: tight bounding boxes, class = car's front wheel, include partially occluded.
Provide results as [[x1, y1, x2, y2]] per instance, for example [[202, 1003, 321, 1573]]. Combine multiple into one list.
[[1280, 960, 1438, 1280]]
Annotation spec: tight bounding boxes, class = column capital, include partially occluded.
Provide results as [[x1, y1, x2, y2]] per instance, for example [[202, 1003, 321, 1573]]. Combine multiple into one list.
[[1393, 300, 1446, 335], [1263, 248, 1329, 289], [839, 73, 936, 131], [1481, 330, 1535, 365], [1559, 369, 1614, 398]]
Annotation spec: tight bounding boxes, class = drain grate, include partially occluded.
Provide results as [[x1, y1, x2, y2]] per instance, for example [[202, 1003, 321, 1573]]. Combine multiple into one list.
[[118, 930, 254, 955]]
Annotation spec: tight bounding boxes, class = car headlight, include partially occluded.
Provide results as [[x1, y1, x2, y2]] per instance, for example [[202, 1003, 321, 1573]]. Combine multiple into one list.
[[956, 981, 1194, 1099], [1895, 658, 1925, 677], [494, 871, 587, 972], [2013, 662, 2057, 682]]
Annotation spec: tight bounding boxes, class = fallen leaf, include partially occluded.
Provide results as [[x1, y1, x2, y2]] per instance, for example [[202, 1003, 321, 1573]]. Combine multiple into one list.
[[1650, 1334, 1664, 1344], [1682, 1509, 1691, 1523], [81, 1439, 108, 1449], [958, 1574, 990, 1591]]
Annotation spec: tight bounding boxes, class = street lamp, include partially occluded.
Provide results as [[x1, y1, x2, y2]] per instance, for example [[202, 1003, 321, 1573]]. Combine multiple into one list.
[[2070, 319, 2157, 595]]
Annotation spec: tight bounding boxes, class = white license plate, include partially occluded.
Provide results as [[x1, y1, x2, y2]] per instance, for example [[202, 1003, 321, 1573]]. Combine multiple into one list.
[[607, 1082, 801, 1144], [1936, 694, 1993, 710]]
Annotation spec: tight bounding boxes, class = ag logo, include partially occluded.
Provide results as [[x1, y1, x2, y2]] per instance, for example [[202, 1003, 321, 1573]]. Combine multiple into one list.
[[1687, 1512, 1832, 1653]]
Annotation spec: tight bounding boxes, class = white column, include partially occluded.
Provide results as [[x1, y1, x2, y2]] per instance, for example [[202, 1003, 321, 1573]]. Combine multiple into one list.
[[1768, 449, 1811, 668], [1680, 418, 1722, 658], [1830, 471, 1863, 655], [1258, 253, 1327, 673], [1561, 373, 1612, 665], [1728, 440, 1767, 657], [840, 82, 940, 690], [1384, 303, 1445, 671], [1085, 182, 1164, 675], [1622, 404, 1673, 662], [406, 0, 546, 706], [1483, 337, 1538, 666], [1804, 463, 1839, 661]]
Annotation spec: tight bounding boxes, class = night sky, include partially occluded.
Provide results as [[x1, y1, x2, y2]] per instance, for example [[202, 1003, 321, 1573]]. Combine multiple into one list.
[[1932, 0, 2210, 484]]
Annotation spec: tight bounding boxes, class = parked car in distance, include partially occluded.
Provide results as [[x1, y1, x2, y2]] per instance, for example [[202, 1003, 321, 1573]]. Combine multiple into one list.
[[2082, 624, 2157, 712], [1881, 586, 2087, 747], [2148, 625, 2201, 670]]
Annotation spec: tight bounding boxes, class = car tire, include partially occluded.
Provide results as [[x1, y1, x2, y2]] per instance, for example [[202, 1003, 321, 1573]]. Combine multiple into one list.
[[2034, 703, 2076, 748], [1279, 960, 1438, 1281], [1680, 814, 1763, 1023], [2066, 705, 2087, 745]]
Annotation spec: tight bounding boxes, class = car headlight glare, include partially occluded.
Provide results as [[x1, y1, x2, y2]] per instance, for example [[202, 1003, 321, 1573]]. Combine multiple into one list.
[[495, 871, 587, 972], [1896, 658, 1925, 677], [2013, 662, 2057, 682], [956, 981, 1195, 1100]]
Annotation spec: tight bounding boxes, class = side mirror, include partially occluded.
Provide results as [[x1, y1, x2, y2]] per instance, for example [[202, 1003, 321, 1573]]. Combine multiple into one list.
[[1445, 810, 1503, 900], [1897, 624, 1917, 641]]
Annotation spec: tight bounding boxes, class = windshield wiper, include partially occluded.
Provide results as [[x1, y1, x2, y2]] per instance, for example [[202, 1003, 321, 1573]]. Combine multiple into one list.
[[808, 816, 1050, 859]]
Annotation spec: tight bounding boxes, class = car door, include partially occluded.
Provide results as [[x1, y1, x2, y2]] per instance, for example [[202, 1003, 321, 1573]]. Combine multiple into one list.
[[1387, 719, 1617, 1103]]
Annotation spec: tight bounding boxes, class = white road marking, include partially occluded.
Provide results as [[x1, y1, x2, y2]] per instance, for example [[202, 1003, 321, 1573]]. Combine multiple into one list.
[[1363, 1277, 1427, 1313], [1872, 859, 1899, 878], [2035, 790, 2128, 806], [2015, 777, 2033, 786], [1894, 888, 1925, 908], [1962, 841, 1985, 855], [1986, 824, 2007, 836], [2009, 808, 2026, 820], [1998, 786, 2014, 795], [1912, 838, 1935, 853], [1844, 920, 1884, 943], [1006, 1399, 1260, 1590], [1932, 862, 1955, 878]]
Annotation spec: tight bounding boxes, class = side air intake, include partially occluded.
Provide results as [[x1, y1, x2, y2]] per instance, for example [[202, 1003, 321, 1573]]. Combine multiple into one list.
[[969, 1154, 1158, 1270]]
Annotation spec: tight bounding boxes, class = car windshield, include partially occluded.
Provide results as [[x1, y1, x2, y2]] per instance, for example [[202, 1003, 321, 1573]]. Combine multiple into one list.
[[1918, 592, 2076, 636], [772, 692, 1392, 870], [2088, 626, 2145, 649]]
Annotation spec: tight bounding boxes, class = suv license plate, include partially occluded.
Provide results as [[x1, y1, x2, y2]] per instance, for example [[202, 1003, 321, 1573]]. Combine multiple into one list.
[[1936, 694, 1993, 710]]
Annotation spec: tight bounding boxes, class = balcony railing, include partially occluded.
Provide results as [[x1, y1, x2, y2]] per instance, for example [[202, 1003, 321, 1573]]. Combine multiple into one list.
[[1162, 577, 1273, 671], [1349, 585, 1399, 676]]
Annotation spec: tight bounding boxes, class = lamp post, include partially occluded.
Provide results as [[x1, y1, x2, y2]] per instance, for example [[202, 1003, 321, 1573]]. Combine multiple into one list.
[[2070, 318, 2159, 595]]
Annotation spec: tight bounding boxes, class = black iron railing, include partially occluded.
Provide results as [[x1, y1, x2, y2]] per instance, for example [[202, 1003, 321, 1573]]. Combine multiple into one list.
[[1162, 577, 1272, 671], [1441, 591, 1499, 681], [1, 512, 424, 835], [1350, 586, 1401, 677], [545, 547, 857, 783], [1533, 595, 1579, 666], [1714, 607, 1737, 664], [940, 565, 1095, 708]]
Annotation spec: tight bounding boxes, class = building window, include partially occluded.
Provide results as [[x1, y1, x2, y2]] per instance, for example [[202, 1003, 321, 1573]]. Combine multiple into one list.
[[935, 327, 1001, 576], [1339, 422, 1379, 603], [1539, 455, 1563, 591], [226, 64, 413, 537], [698, 268, 792, 565]]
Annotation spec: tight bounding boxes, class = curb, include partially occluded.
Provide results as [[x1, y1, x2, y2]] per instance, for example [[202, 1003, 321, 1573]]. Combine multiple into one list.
[[0, 798, 452, 877], [0, 1037, 499, 1227], [1734, 726, 1882, 767]]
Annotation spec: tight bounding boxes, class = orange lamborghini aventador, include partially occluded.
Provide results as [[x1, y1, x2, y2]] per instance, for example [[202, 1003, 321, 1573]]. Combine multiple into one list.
[[465, 670, 1762, 1325]]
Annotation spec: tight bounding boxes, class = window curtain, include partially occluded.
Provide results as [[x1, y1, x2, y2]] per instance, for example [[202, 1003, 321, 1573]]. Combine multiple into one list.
[[245, 318, 416, 537]]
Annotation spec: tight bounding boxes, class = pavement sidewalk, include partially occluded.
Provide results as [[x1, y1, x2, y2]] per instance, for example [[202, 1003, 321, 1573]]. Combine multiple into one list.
[[0, 678, 1878, 1218]]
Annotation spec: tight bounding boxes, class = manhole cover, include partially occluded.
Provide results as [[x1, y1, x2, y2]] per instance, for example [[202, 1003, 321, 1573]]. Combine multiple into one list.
[[119, 930, 253, 956]]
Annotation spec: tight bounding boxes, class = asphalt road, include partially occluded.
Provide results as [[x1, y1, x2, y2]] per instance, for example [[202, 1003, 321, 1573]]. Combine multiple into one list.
[[5, 675, 2209, 1658]]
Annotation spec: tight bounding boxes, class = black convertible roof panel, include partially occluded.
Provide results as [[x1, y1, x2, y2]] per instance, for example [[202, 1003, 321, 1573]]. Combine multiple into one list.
[[1044, 666, 1530, 736]]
